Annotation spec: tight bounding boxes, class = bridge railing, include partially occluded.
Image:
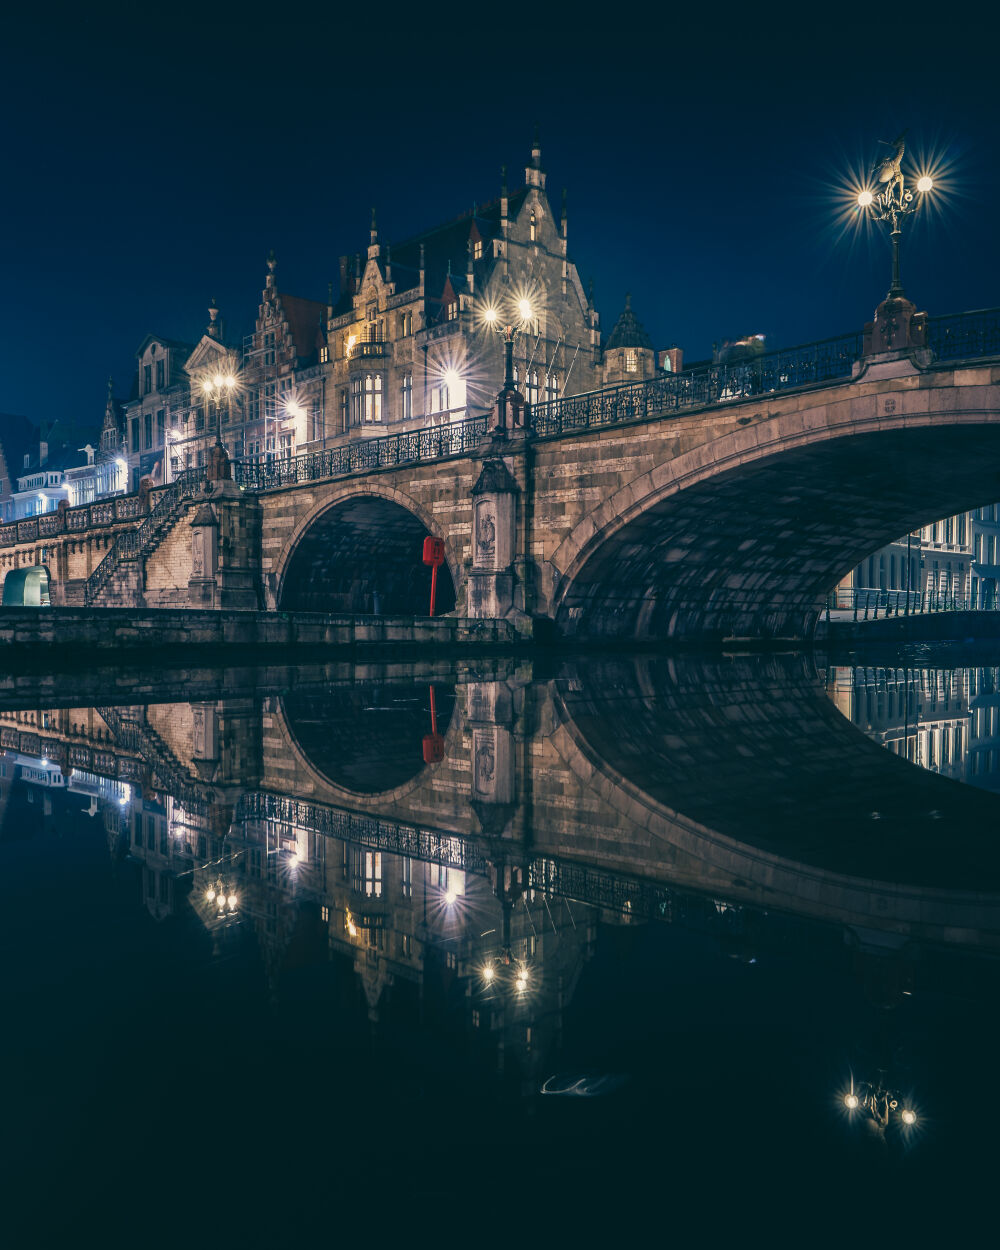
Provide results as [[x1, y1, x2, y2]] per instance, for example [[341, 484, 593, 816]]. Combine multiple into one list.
[[826, 587, 1000, 620], [0, 492, 147, 549], [925, 307, 1000, 362], [530, 329, 866, 438], [233, 414, 490, 491]]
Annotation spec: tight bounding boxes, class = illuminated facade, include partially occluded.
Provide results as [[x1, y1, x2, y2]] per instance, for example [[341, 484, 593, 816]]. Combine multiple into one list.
[[110, 138, 674, 484]]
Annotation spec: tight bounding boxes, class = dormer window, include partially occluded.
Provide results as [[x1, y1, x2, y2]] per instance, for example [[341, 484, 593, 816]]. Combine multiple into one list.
[[447, 301, 458, 321], [143, 364, 152, 394], [473, 239, 483, 260]]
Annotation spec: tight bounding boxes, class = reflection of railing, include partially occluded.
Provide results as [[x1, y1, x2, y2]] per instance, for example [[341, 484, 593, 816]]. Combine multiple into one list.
[[233, 417, 489, 492], [96, 704, 208, 808], [826, 588, 1000, 620], [237, 793, 490, 872]]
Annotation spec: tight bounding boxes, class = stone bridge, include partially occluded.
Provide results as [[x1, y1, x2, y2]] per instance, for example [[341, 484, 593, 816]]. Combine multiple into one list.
[[4, 308, 999, 641], [5, 654, 1000, 951]]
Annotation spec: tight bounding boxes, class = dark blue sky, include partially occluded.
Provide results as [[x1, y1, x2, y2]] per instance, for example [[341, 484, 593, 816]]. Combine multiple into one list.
[[3, 4, 996, 426]]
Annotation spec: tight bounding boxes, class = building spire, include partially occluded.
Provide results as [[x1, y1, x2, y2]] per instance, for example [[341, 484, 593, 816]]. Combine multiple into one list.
[[526, 126, 546, 189], [370, 206, 378, 246], [207, 297, 221, 339]]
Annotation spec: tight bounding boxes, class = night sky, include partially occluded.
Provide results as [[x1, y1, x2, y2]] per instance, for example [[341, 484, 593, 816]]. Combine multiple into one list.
[[3, 5, 997, 426]]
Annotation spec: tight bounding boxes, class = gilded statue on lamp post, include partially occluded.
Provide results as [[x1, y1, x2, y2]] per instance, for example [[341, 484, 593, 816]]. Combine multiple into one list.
[[856, 131, 936, 357]]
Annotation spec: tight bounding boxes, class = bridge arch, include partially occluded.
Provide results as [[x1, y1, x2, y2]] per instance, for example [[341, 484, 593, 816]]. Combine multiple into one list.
[[550, 387, 1000, 640], [1, 564, 52, 606], [274, 483, 458, 616]]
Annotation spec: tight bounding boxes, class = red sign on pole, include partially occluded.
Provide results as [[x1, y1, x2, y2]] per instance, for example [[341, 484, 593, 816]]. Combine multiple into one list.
[[422, 536, 445, 616]]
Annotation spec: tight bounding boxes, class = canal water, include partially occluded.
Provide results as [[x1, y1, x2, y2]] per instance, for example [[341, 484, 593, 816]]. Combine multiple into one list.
[[2, 647, 998, 1235]]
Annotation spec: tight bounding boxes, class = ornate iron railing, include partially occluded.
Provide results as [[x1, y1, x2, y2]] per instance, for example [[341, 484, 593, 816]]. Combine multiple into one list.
[[925, 307, 1000, 362], [233, 415, 490, 491], [84, 469, 202, 605], [531, 329, 866, 438]]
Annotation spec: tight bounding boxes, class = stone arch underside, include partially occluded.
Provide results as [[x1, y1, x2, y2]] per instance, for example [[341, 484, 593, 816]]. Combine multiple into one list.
[[278, 495, 456, 616], [555, 424, 1000, 641]]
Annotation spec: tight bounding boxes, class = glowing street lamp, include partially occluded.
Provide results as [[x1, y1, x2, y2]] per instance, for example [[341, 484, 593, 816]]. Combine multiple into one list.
[[202, 372, 237, 448], [855, 132, 936, 299], [482, 296, 534, 392]]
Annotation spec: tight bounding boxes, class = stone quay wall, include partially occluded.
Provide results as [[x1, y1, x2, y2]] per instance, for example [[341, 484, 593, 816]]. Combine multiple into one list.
[[0, 608, 520, 657]]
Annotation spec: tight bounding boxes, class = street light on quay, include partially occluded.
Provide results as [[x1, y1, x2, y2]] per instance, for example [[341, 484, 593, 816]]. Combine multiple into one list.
[[855, 131, 936, 299]]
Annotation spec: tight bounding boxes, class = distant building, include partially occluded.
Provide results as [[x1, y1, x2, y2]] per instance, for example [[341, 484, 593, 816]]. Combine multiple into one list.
[[0, 422, 116, 522], [111, 138, 682, 482]]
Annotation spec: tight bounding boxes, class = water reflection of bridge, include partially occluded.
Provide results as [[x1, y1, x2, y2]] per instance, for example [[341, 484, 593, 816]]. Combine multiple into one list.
[[4, 654, 1000, 953]]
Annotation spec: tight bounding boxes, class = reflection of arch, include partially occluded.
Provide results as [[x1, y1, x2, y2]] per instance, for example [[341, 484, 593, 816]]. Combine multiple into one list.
[[274, 483, 458, 615], [1, 565, 51, 606], [550, 654, 1000, 912], [278, 683, 458, 801], [551, 405, 1000, 640]]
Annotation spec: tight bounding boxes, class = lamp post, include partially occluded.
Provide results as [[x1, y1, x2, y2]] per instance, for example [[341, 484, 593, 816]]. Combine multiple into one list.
[[484, 298, 534, 391], [856, 133, 935, 301], [202, 372, 237, 449]]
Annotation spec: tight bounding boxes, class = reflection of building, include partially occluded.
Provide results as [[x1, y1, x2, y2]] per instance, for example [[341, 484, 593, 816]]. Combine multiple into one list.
[[829, 665, 970, 779]]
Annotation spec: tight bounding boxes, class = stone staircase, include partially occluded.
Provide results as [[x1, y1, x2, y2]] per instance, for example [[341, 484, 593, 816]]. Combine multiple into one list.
[[84, 469, 202, 607]]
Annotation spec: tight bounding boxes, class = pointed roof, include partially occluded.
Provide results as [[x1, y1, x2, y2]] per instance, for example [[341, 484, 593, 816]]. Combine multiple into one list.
[[277, 292, 327, 359], [605, 294, 653, 351]]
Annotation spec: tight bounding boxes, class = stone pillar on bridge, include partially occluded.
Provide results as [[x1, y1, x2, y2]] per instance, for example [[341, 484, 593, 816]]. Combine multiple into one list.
[[187, 469, 262, 611], [856, 292, 930, 379], [468, 454, 520, 621]]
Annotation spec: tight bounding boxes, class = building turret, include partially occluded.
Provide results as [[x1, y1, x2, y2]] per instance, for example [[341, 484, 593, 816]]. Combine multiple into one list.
[[602, 294, 656, 384]]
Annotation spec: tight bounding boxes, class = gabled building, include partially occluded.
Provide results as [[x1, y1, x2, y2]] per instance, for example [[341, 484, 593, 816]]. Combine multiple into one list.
[[311, 135, 603, 446], [121, 333, 194, 488]]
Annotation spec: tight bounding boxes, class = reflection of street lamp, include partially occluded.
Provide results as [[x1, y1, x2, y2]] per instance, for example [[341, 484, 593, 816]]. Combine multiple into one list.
[[205, 877, 239, 917], [855, 133, 936, 299], [841, 1073, 918, 1130]]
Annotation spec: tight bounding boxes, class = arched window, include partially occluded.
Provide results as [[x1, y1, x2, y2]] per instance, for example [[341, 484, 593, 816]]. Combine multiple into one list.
[[529, 212, 537, 241]]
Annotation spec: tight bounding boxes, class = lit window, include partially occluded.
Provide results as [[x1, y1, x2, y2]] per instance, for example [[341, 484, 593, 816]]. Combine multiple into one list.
[[473, 239, 483, 260], [529, 212, 537, 242], [526, 371, 539, 406], [625, 349, 638, 373], [319, 345, 329, 363], [401, 372, 412, 420], [363, 374, 382, 423], [447, 302, 458, 321]]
